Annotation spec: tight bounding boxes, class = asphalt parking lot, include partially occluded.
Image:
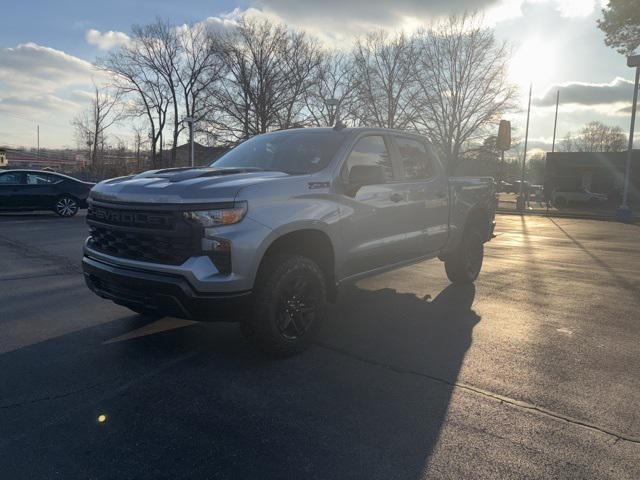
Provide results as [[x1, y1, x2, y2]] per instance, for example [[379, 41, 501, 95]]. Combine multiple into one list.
[[0, 212, 639, 479]]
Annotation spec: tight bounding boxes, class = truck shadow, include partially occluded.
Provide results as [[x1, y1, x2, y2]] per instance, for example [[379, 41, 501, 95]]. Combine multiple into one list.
[[0, 283, 479, 479]]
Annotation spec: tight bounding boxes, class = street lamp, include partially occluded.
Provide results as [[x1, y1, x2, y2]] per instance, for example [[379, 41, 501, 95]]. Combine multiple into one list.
[[517, 83, 533, 212], [183, 116, 195, 167], [324, 98, 339, 127], [616, 54, 640, 223], [86, 140, 93, 167]]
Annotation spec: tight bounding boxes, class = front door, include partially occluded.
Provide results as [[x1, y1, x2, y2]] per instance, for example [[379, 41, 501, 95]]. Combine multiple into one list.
[[21, 172, 60, 209], [338, 134, 413, 277]]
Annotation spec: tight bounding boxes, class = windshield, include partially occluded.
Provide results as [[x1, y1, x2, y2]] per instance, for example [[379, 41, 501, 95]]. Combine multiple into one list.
[[212, 131, 346, 174]]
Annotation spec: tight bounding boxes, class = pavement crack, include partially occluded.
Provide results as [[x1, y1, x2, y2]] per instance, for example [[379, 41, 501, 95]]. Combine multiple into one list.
[[0, 234, 81, 275], [0, 382, 103, 409], [317, 342, 640, 445], [0, 271, 76, 282]]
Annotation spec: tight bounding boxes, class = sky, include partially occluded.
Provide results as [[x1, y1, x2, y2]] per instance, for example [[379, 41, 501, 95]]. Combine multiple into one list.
[[0, 0, 636, 153]]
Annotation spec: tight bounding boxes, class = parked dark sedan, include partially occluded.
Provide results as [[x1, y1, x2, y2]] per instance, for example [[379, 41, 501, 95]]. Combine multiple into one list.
[[0, 170, 94, 217]]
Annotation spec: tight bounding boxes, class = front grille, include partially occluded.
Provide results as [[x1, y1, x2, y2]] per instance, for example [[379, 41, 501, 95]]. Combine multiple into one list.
[[87, 203, 199, 265]]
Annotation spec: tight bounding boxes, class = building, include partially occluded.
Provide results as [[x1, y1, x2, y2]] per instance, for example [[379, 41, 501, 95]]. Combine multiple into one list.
[[545, 151, 640, 204], [3, 148, 82, 171], [170, 142, 229, 167], [0, 148, 7, 168]]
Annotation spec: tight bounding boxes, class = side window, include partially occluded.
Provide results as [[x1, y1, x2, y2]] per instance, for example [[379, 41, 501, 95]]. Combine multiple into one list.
[[343, 136, 394, 182], [396, 137, 435, 180], [26, 173, 58, 185], [0, 172, 23, 184]]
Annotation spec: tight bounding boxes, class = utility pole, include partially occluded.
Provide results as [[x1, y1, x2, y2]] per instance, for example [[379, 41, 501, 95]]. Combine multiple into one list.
[[551, 90, 559, 153], [37, 125, 40, 159], [617, 55, 640, 223], [517, 84, 533, 212]]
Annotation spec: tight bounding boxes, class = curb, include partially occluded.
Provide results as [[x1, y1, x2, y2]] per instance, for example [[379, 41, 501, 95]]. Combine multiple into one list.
[[496, 209, 639, 223]]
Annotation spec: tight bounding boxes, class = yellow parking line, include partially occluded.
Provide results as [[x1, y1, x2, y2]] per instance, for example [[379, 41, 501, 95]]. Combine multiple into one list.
[[103, 318, 198, 344]]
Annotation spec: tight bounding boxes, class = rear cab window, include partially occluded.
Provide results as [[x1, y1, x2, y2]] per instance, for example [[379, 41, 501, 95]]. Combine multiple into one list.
[[394, 136, 437, 181]]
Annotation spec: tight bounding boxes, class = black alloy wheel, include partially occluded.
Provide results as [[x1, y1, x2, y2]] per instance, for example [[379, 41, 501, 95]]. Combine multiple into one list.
[[276, 275, 320, 340]]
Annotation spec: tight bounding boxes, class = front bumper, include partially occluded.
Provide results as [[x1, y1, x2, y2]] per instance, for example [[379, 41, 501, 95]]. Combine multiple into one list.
[[83, 256, 251, 321]]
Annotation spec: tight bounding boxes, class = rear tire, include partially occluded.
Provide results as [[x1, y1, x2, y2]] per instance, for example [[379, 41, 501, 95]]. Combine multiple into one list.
[[54, 195, 79, 217], [444, 227, 484, 284], [241, 254, 327, 357]]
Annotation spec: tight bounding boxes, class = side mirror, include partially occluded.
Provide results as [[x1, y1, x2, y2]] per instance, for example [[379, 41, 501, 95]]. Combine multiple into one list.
[[348, 164, 386, 187]]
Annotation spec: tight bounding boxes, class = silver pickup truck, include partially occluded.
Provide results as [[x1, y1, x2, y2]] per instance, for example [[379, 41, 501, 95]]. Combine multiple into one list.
[[83, 127, 496, 356]]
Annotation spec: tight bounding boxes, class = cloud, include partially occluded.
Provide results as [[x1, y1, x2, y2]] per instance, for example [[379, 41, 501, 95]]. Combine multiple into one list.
[[0, 42, 96, 95], [258, 0, 496, 25], [248, 0, 601, 36], [0, 94, 81, 114], [0, 43, 107, 147], [534, 77, 635, 107], [85, 29, 131, 50], [527, 0, 599, 18]]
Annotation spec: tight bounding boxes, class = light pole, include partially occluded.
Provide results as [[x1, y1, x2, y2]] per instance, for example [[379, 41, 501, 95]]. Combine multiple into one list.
[[86, 140, 93, 167], [183, 116, 195, 167], [517, 83, 533, 212], [617, 54, 640, 223], [551, 90, 560, 153], [325, 98, 339, 127]]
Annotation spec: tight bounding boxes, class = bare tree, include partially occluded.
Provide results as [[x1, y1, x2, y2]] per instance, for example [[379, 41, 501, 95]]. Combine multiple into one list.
[[352, 31, 419, 129], [101, 43, 170, 168], [131, 124, 147, 170], [558, 132, 574, 152], [72, 83, 123, 166], [563, 121, 627, 152], [275, 30, 322, 129], [208, 17, 321, 142], [176, 22, 226, 155], [304, 52, 359, 127], [131, 20, 182, 164], [413, 14, 517, 167]]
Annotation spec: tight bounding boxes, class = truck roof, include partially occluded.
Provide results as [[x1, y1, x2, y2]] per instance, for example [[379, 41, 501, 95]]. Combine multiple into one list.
[[271, 126, 431, 142]]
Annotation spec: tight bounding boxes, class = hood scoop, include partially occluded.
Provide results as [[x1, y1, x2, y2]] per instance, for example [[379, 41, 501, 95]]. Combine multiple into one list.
[[140, 166, 266, 183]]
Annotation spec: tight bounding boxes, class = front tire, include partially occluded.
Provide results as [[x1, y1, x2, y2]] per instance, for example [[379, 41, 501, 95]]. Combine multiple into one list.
[[444, 227, 484, 284], [241, 254, 327, 357], [54, 195, 79, 217]]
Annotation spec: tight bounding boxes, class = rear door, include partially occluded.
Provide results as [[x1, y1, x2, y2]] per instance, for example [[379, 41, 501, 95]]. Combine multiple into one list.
[[391, 135, 450, 255], [0, 171, 25, 209], [338, 134, 413, 276]]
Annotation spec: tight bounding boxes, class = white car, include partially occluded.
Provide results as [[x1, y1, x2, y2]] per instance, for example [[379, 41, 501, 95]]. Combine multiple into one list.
[[552, 189, 607, 207]]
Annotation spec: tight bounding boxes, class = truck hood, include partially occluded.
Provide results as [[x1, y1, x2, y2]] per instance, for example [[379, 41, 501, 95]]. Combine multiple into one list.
[[90, 167, 289, 204]]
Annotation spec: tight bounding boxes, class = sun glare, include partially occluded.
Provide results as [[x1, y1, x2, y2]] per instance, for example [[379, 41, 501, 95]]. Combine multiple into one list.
[[509, 38, 557, 90]]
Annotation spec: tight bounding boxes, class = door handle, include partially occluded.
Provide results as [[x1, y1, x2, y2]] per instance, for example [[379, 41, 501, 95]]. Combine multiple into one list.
[[390, 193, 404, 203]]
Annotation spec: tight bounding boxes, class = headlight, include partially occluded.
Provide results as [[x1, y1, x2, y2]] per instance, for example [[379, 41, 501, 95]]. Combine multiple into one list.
[[183, 202, 247, 227]]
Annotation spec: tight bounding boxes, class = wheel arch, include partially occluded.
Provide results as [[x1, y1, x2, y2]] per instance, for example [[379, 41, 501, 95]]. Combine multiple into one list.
[[256, 228, 337, 302]]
